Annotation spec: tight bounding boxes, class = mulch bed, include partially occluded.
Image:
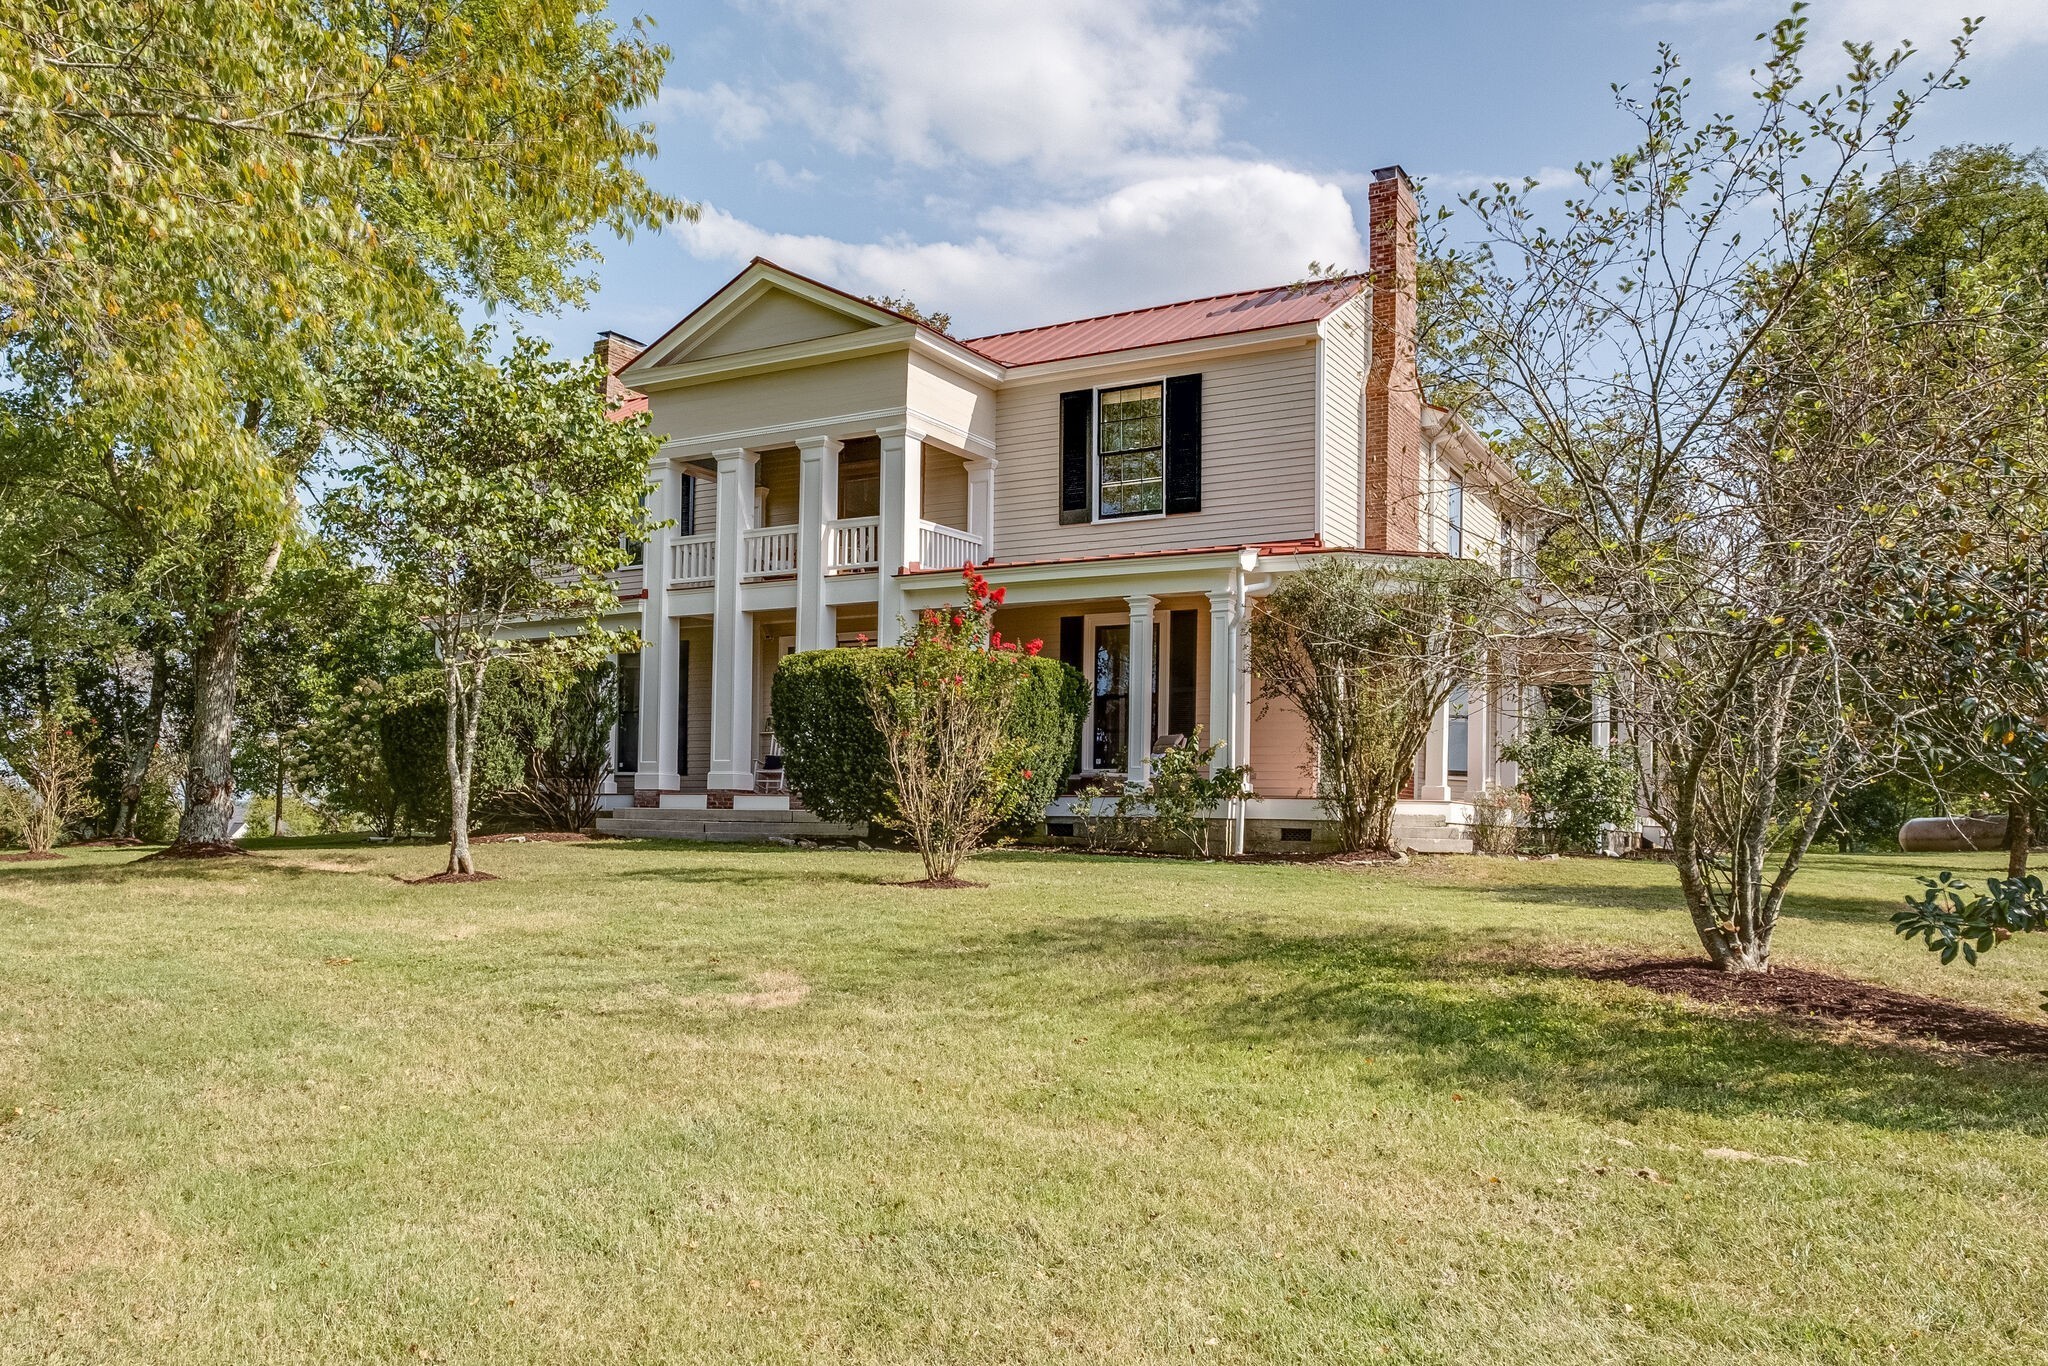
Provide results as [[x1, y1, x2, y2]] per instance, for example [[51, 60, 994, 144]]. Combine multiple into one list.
[[397, 871, 502, 885], [887, 876, 985, 890], [1585, 958, 2048, 1059], [0, 851, 64, 863], [138, 842, 249, 861], [472, 832, 596, 844]]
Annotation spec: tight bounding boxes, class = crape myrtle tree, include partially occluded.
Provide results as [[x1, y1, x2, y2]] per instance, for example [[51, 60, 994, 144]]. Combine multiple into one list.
[[0, 0, 685, 851], [1248, 557, 1511, 853], [866, 569, 1052, 884], [1426, 9, 1993, 971], [324, 333, 657, 878]]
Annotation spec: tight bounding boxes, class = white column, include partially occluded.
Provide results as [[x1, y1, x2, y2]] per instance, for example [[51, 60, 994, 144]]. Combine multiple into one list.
[[966, 460, 996, 561], [1418, 699, 1452, 802], [1125, 594, 1156, 788], [796, 434, 841, 652], [708, 448, 757, 791], [876, 427, 924, 645], [1591, 687, 1612, 755], [1206, 590, 1237, 773], [1466, 675, 1490, 795], [638, 459, 681, 791]]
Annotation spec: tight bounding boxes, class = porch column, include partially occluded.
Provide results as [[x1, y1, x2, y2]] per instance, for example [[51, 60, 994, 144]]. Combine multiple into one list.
[[638, 458, 682, 791], [876, 427, 923, 645], [796, 434, 841, 652], [1206, 589, 1238, 774], [1465, 675, 1490, 795], [1125, 594, 1156, 788], [966, 459, 996, 561], [708, 448, 757, 792], [1418, 698, 1452, 802]]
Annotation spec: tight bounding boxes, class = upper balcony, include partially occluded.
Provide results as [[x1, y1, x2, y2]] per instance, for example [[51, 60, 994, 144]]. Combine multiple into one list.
[[663, 434, 986, 590]]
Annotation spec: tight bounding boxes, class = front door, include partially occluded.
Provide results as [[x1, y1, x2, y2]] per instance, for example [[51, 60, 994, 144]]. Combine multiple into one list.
[[1092, 625, 1129, 772]]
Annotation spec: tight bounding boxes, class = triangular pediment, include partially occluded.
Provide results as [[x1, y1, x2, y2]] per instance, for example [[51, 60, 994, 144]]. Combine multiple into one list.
[[626, 261, 904, 376]]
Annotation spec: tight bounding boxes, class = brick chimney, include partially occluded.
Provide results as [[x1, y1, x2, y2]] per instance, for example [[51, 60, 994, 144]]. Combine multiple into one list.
[[1363, 166, 1422, 552], [593, 330, 645, 407]]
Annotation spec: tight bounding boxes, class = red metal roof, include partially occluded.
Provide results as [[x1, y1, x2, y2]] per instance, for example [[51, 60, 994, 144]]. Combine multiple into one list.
[[962, 276, 1364, 367]]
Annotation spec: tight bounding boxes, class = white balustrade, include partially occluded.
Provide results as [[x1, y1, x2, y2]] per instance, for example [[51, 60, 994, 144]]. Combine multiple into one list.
[[669, 534, 716, 586], [917, 520, 983, 572], [743, 525, 799, 578], [828, 516, 880, 571]]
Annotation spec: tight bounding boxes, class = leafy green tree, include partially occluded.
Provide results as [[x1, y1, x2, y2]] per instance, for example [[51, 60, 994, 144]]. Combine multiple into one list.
[[324, 333, 657, 876], [0, 0, 686, 850], [1424, 11, 1989, 969], [1248, 557, 1510, 853]]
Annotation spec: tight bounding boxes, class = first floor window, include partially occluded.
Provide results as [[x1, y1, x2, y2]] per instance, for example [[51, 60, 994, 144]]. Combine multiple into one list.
[[1446, 477, 1465, 558], [1447, 684, 1470, 777], [1097, 383, 1164, 519]]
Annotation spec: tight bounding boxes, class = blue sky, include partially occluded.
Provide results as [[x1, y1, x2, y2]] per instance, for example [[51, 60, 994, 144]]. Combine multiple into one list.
[[524, 0, 2048, 352]]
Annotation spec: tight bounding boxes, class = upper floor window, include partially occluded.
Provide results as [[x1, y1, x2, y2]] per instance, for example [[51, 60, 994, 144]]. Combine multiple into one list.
[[1446, 476, 1465, 558], [1499, 516, 1515, 575], [1097, 383, 1164, 519]]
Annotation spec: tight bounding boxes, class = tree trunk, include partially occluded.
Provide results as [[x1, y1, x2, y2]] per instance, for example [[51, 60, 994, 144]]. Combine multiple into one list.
[[273, 731, 286, 836], [444, 660, 487, 876], [172, 607, 245, 848], [112, 642, 169, 840], [2008, 797, 2033, 882]]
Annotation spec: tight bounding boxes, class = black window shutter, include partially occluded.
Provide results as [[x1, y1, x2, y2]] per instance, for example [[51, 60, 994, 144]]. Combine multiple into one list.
[[679, 478, 695, 536], [1164, 373, 1202, 514], [1059, 616, 1084, 672], [1059, 389, 1092, 524]]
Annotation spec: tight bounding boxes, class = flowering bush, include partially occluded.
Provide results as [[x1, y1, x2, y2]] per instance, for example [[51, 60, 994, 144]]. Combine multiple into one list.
[[866, 568, 1055, 882]]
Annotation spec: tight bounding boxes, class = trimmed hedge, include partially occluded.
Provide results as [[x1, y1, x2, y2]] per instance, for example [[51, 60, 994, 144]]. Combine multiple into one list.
[[772, 647, 1087, 827]]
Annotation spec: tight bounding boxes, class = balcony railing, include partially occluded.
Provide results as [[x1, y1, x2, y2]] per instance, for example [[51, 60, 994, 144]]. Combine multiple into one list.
[[829, 516, 880, 572], [670, 534, 715, 586], [743, 525, 799, 578], [918, 520, 982, 572]]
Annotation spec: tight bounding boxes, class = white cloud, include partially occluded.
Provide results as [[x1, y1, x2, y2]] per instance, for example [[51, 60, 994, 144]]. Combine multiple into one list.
[[675, 158, 1363, 335], [746, 0, 1246, 174], [657, 82, 773, 148], [754, 159, 819, 191]]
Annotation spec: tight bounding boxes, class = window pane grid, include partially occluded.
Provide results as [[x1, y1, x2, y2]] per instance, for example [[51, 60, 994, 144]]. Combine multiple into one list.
[[1098, 383, 1163, 520]]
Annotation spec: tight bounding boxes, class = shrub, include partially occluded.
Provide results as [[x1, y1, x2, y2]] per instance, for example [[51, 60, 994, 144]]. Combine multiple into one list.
[[1467, 785, 1528, 856], [0, 697, 95, 853], [376, 662, 545, 836], [1502, 724, 1637, 853], [1114, 730, 1245, 858], [773, 628, 1084, 833], [514, 661, 617, 832]]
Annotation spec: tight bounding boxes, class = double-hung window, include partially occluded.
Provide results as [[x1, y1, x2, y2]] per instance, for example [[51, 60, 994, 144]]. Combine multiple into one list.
[[1096, 383, 1164, 519], [1446, 477, 1465, 558]]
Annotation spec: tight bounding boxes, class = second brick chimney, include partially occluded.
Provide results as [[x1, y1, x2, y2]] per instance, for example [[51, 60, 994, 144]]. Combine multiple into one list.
[[593, 330, 646, 409], [1364, 166, 1422, 552]]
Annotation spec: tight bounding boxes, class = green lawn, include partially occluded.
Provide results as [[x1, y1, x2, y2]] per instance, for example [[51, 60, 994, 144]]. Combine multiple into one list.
[[3, 840, 2046, 1364]]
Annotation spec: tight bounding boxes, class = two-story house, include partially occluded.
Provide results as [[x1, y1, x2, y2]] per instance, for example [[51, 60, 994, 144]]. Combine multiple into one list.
[[585, 167, 1541, 851]]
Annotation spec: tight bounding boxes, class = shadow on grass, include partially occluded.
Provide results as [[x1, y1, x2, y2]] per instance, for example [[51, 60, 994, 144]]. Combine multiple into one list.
[[985, 914, 2048, 1138]]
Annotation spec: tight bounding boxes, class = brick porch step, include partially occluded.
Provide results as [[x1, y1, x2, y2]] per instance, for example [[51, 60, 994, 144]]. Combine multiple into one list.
[[595, 806, 867, 843]]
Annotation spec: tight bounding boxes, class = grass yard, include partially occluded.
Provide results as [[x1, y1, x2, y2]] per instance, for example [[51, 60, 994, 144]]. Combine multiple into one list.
[[3, 839, 2047, 1364]]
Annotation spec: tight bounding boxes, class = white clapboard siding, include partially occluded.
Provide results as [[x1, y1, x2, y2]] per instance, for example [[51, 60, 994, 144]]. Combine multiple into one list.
[[991, 342, 1321, 560], [1317, 297, 1368, 548]]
